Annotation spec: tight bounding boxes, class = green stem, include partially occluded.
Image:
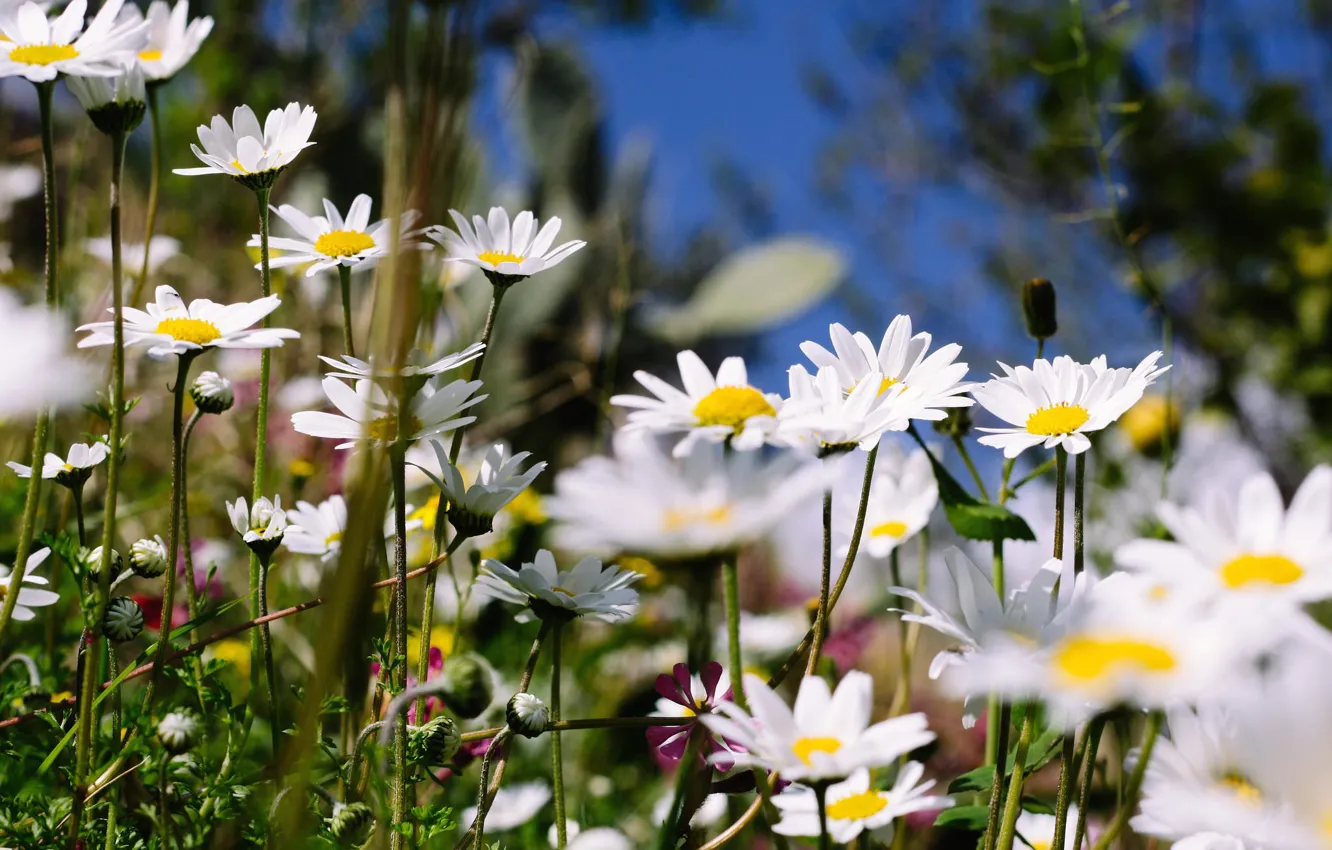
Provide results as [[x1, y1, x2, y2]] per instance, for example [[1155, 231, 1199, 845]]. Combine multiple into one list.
[[248, 188, 273, 738], [412, 533, 466, 721], [816, 783, 831, 850], [469, 728, 511, 847], [1050, 734, 1078, 850], [1073, 453, 1086, 575], [994, 707, 1035, 850], [953, 435, 990, 501], [982, 703, 1012, 850], [551, 622, 567, 849], [259, 555, 280, 758], [890, 548, 910, 719], [985, 538, 1005, 766], [722, 557, 748, 712], [389, 445, 410, 844], [73, 485, 87, 547], [337, 263, 356, 357], [656, 728, 706, 850], [1072, 719, 1104, 850], [103, 793, 118, 850], [180, 411, 204, 628], [132, 84, 161, 306], [1053, 447, 1067, 560], [1091, 712, 1162, 850], [807, 489, 834, 676]]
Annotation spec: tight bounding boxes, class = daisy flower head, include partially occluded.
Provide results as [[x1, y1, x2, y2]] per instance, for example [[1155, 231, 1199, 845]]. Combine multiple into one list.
[[121, 0, 213, 82], [173, 101, 317, 190], [611, 350, 783, 457], [852, 444, 938, 559], [86, 235, 180, 276], [249, 194, 425, 277], [0, 548, 57, 621], [972, 352, 1168, 458], [772, 765, 953, 844], [428, 207, 585, 285], [227, 495, 288, 559], [1116, 465, 1332, 608], [0, 0, 147, 83], [282, 495, 346, 562], [7, 440, 109, 489], [412, 439, 546, 538], [318, 343, 485, 383], [461, 781, 550, 833], [476, 549, 640, 624], [648, 661, 738, 767], [0, 289, 95, 417], [700, 671, 937, 783], [76, 285, 298, 360], [547, 430, 835, 563], [65, 62, 145, 135], [799, 318, 975, 423], [1016, 807, 1087, 850], [777, 364, 908, 454], [290, 375, 484, 451]]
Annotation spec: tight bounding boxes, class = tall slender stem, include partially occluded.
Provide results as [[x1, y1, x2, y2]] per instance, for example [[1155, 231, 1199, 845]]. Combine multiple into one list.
[[994, 707, 1035, 850], [807, 489, 834, 676], [412, 533, 466, 722], [180, 411, 204, 627], [953, 435, 990, 501], [1050, 734, 1078, 850], [259, 556, 279, 758], [1072, 719, 1104, 850], [248, 188, 273, 732], [815, 784, 831, 850], [1053, 447, 1067, 560], [1091, 712, 1162, 850], [722, 557, 748, 712], [73, 486, 87, 546], [132, 84, 162, 306], [550, 622, 567, 849], [656, 728, 705, 850], [337, 264, 356, 357], [982, 703, 1012, 850], [890, 548, 910, 718], [1073, 452, 1086, 575], [389, 445, 411, 846]]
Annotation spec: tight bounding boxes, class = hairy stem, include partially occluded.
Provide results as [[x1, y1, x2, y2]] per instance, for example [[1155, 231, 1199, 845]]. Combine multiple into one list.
[[550, 622, 567, 849], [389, 445, 411, 846], [337, 263, 356, 357], [994, 707, 1035, 850], [259, 556, 280, 758], [806, 490, 834, 676], [982, 703, 1012, 850], [1091, 712, 1162, 850]]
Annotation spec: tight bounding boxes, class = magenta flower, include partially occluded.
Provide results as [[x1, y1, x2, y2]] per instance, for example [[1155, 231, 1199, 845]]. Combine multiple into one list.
[[647, 661, 742, 770]]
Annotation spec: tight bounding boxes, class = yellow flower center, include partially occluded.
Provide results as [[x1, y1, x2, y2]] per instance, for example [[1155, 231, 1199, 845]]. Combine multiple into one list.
[[618, 555, 663, 589], [826, 790, 890, 822], [10, 44, 78, 65], [506, 488, 546, 524], [1220, 553, 1304, 589], [62, 463, 74, 472], [662, 505, 732, 531], [477, 250, 525, 266], [138, 48, 163, 61], [365, 414, 422, 442], [1217, 772, 1262, 805], [324, 531, 343, 548], [1053, 635, 1176, 683], [550, 585, 576, 598], [848, 376, 902, 396], [155, 317, 221, 345], [230, 159, 250, 174], [692, 386, 776, 433], [1026, 403, 1091, 436], [1030, 842, 1051, 850], [870, 520, 909, 538], [792, 736, 842, 766], [315, 230, 376, 258]]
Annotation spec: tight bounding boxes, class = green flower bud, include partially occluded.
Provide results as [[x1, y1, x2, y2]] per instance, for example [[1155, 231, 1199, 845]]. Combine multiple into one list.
[[1022, 277, 1058, 342], [157, 711, 200, 754], [103, 596, 144, 643], [190, 371, 235, 415], [506, 692, 549, 738], [329, 801, 375, 847], [440, 652, 495, 719], [409, 716, 461, 766]]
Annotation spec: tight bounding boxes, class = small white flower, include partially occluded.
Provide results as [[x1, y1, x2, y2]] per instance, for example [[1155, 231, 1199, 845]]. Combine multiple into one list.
[[157, 711, 199, 753], [972, 353, 1169, 458], [189, 370, 234, 414], [611, 350, 783, 457], [0, 548, 58, 621], [227, 495, 288, 544], [415, 440, 546, 532], [0, 289, 95, 417], [0, 0, 147, 83], [249, 194, 425, 277], [849, 444, 938, 559], [76, 284, 299, 360], [777, 364, 908, 453], [85, 235, 180, 275], [173, 102, 317, 181], [461, 781, 550, 832], [7, 441, 109, 487], [772, 766, 953, 843], [282, 495, 346, 562], [507, 692, 550, 737], [700, 671, 937, 782], [290, 375, 485, 450], [651, 792, 728, 829], [428, 207, 585, 279], [477, 549, 640, 624], [121, 0, 212, 81], [318, 343, 484, 381], [65, 62, 144, 111]]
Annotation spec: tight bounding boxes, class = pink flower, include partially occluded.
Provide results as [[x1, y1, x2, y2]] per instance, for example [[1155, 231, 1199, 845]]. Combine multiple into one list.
[[647, 661, 742, 770]]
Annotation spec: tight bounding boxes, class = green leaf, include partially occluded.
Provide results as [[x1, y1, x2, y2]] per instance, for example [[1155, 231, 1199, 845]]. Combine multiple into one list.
[[948, 766, 995, 794], [910, 432, 1036, 542], [1022, 796, 1056, 815], [1024, 728, 1065, 773], [934, 805, 989, 831]]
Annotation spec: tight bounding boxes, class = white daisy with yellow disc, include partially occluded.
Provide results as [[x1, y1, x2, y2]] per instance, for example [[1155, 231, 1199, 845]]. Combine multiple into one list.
[[121, 0, 212, 82], [429, 206, 585, 280], [249, 194, 425, 277], [290, 374, 485, 450], [771, 765, 952, 844], [174, 102, 316, 180], [850, 444, 938, 559], [0, 0, 147, 84]]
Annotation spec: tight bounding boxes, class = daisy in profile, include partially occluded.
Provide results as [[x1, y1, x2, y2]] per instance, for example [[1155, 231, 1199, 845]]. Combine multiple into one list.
[[318, 344, 485, 381], [283, 495, 347, 562], [0, 548, 58, 621], [777, 364, 908, 454], [849, 444, 938, 559], [700, 671, 936, 782], [248, 194, 425, 277], [412, 440, 546, 538], [86, 235, 180, 277], [476, 549, 640, 624], [290, 375, 484, 450], [428, 207, 585, 282], [0, 0, 147, 83], [173, 102, 316, 187], [77, 285, 298, 360], [972, 352, 1168, 458], [1116, 466, 1332, 606], [611, 351, 783, 456], [799, 318, 974, 422], [7, 440, 109, 489], [227, 495, 288, 556], [121, 0, 212, 82], [1016, 807, 1090, 850], [772, 765, 952, 843], [0, 290, 94, 416]]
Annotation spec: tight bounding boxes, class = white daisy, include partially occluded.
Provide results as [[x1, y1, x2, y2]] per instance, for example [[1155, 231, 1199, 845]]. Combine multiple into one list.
[[699, 671, 937, 782], [972, 353, 1168, 458], [772, 765, 952, 844], [282, 495, 346, 562], [777, 364, 908, 453], [1115, 466, 1332, 607], [173, 102, 317, 182], [547, 430, 834, 562], [650, 792, 729, 829], [567, 828, 633, 850], [1169, 835, 1250, 850], [0, 548, 58, 621], [248, 194, 425, 277], [64, 60, 143, 111], [477, 549, 640, 624], [76, 284, 299, 360], [0, 289, 95, 416], [1016, 807, 1087, 850], [7, 440, 109, 487], [428, 207, 585, 280], [120, 0, 212, 81], [798, 318, 975, 422], [851, 444, 938, 559], [227, 495, 288, 545], [318, 343, 485, 381], [611, 350, 784, 457], [715, 610, 807, 661], [85, 235, 181, 276], [0, 162, 40, 222], [290, 375, 485, 451], [461, 781, 551, 833], [413, 440, 546, 534], [0, 0, 146, 83]]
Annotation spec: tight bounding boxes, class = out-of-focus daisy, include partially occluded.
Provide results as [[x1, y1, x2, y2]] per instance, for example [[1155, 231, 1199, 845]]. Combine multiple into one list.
[[121, 0, 212, 81], [0, 163, 40, 222], [413, 440, 546, 537], [771, 765, 952, 843], [64, 62, 144, 130], [76, 284, 298, 360], [848, 443, 937, 559], [715, 610, 807, 661], [0, 0, 146, 83], [282, 495, 346, 562], [428, 207, 585, 280], [0, 548, 57, 621], [319, 344, 485, 382], [972, 353, 1168, 458], [476, 549, 640, 624], [778, 364, 908, 453], [85, 235, 180, 276], [700, 671, 936, 782], [567, 828, 632, 850], [798, 318, 974, 422], [1016, 807, 1087, 850], [249, 194, 424, 277], [1116, 466, 1332, 607], [651, 792, 728, 830], [290, 375, 484, 451], [0, 290, 95, 416], [7, 440, 109, 489], [612, 351, 782, 457], [460, 781, 550, 832], [173, 102, 316, 184], [547, 430, 834, 562], [647, 661, 737, 767]]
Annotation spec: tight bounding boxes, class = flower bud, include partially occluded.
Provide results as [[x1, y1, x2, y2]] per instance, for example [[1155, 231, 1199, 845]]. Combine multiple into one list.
[[506, 692, 550, 738], [130, 536, 169, 578], [447, 504, 494, 539], [409, 716, 461, 766], [190, 371, 235, 415], [1021, 277, 1058, 342], [329, 801, 375, 847], [103, 596, 144, 642], [87, 546, 123, 579], [932, 406, 973, 438], [157, 711, 200, 754], [440, 652, 495, 719]]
